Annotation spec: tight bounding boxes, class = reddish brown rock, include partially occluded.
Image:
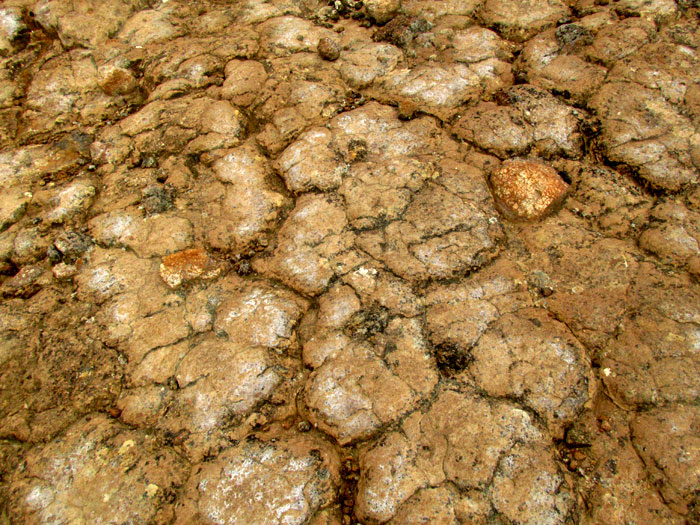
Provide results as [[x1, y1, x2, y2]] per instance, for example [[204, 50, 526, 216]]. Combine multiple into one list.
[[489, 160, 569, 221], [159, 248, 221, 289]]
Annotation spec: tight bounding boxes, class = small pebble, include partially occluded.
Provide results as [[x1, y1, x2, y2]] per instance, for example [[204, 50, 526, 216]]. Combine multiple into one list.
[[318, 37, 341, 61], [52, 262, 78, 280], [159, 248, 221, 288]]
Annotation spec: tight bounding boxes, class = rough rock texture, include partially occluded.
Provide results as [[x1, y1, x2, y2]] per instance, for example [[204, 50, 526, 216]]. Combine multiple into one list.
[[176, 433, 341, 524], [453, 85, 583, 159], [591, 82, 698, 192], [355, 386, 575, 523], [631, 406, 700, 515], [254, 194, 351, 296], [479, 0, 570, 43], [305, 316, 438, 445], [355, 159, 504, 282], [2, 1, 699, 523]]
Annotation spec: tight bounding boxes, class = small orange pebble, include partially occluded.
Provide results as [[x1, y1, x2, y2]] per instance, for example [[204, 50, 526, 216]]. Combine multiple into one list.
[[159, 248, 221, 288], [489, 159, 569, 221]]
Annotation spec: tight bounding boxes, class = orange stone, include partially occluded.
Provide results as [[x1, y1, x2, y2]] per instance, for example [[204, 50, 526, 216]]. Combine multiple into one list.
[[489, 160, 569, 221], [159, 248, 221, 288]]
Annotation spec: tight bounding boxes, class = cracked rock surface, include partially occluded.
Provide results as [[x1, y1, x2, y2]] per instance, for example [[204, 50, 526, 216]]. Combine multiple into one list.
[[1, 0, 699, 523]]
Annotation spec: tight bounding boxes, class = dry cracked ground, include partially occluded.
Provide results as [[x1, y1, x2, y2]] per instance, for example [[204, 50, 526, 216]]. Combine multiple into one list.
[[0, 0, 699, 523]]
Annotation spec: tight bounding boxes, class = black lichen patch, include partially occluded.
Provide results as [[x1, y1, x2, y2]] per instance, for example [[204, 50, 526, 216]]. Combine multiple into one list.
[[345, 306, 389, 338], [372, 16, 431, 48], [141, 184, 175, 215], [52, 230, 93, 263], [433, 343, 472, 376], [347, 138, 368, 162]]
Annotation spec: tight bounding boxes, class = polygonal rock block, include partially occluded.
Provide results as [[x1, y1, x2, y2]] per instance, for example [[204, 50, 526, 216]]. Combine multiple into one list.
[[7, 414, 188, 524], [177, 434, 340, 524], [468, 309, 595, 438]]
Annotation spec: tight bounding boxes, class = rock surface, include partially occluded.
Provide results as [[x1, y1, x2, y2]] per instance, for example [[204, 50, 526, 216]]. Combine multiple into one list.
[[1, 1, 699, 523]]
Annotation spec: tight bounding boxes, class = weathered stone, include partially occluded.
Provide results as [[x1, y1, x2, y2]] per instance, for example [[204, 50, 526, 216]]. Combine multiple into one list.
[[7, 415, 188, 524], [639, 201, 700, 270], [355, 386, 559, 522], [117, 9, 178, 46], [12, 228, 50, 265], [89, 209, 194, 258], [631, 406, 700, 515], [356, 160, 503, 282], [221, 60, 268, 106], [174, 339, 281, 432], [339, 43, 402, 89], [0, 143, 83, 188], [23, 50, 117, 137], [490, 443, 575, 524], [177, 434, 340, 524], [259, 16, 335, 57], [591, 82, 697, 191], [33, 0, 145, 49], [277, 128, 346, 193], [305, 340, 417, 444], [213, 278, 309, 348], [453, 85, 583, 159], [0, 7, 27, 56], [207, 143, 288, 251], [45, 181, 96, 224], [601, 265, 700, 407], [426, 259, 532, 354], [468, 309, 595, 438]]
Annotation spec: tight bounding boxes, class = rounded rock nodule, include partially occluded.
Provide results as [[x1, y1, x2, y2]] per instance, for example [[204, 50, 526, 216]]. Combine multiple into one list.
[[489, 160, 569, 221], [318, 37, 341, 61]]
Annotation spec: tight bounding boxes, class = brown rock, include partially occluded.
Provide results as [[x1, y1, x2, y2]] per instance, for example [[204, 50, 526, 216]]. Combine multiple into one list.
[[365, 0, 402, 24], [98, 65, 138, 96], [221, 60, 268, 106], [213, 278, 309, 348], [489, 160, 569, 221], [2, 265, 43, 296], [174, 339, 282, 432], [253, 194, 351, 296], [318, 38, 341, 61], [0, 7, 27, 57], [304, 340, 419, 445]]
